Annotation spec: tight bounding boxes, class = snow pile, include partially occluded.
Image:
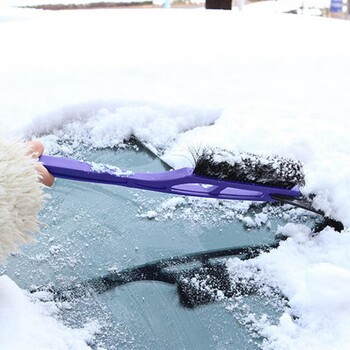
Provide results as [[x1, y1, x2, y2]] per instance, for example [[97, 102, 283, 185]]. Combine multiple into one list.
[[0, 4, 350, 350], [0, 276, 100, 350], [251, 225, 350, 349], [28, 103, 219, 151]]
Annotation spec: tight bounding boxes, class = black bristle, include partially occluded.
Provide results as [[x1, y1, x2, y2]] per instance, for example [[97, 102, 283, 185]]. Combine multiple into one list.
[[193, 148, 305, 189]]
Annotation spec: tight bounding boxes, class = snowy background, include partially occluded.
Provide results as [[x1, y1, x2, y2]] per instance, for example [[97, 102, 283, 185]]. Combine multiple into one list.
[[1, 0, 350, 349]]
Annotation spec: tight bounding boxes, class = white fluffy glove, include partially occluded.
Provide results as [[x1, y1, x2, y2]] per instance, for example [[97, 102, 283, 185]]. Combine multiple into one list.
[[0, 138, 44, 263]]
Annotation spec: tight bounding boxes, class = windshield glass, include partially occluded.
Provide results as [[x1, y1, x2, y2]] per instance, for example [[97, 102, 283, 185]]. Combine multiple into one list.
[[5, 145, 312, 349]]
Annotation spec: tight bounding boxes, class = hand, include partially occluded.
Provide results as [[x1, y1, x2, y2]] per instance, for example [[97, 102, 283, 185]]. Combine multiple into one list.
[[26, 141, 55, 187]]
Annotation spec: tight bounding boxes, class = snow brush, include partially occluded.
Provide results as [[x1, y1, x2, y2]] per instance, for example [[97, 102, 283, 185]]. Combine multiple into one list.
[[39, 148, 304, 203]]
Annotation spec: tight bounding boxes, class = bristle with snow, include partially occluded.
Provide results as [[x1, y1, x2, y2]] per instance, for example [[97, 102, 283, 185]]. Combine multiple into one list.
[[193, 148, 305, 189]]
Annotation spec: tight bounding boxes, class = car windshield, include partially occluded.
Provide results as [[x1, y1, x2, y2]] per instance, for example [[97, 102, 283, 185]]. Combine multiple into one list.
[[5, 145, 313, 349]]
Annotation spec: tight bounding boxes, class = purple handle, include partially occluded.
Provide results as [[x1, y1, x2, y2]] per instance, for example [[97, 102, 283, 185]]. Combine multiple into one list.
[[39, 155, 301, 202]]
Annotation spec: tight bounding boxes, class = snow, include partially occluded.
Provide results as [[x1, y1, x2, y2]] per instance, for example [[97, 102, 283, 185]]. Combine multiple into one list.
[[1, 1, 350, 349], [0, 275, 100, 350], [5, 0, 153, 7], [252, 226, 350, 350], [89, 160, 134, 175], [244, 0, 330, 15]]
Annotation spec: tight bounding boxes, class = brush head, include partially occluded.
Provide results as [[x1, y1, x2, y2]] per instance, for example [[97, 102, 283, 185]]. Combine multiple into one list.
[[193, 148, 305, 189]]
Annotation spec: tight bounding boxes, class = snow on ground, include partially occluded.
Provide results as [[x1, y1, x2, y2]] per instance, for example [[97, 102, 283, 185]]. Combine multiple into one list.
[[1, 2, 350, 349]]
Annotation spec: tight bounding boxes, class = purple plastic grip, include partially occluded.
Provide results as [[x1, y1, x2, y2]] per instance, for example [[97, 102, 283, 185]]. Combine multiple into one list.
[[39, 155, 301, 202]]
